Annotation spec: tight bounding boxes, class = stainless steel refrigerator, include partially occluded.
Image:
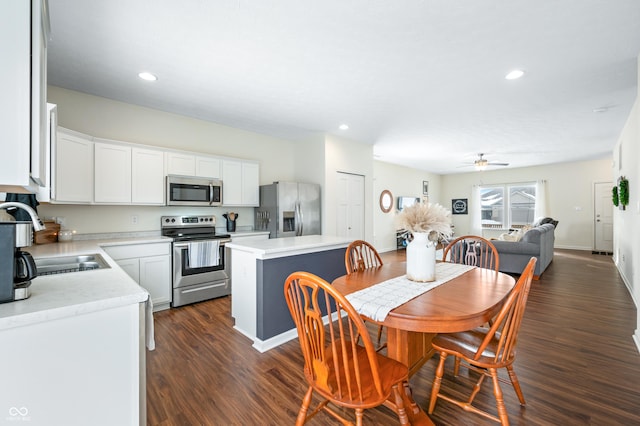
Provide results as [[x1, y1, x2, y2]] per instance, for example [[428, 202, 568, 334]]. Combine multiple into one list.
[[255, 182, 321, 238]]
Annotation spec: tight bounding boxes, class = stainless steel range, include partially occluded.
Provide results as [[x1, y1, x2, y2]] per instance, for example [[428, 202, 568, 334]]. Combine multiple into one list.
[[161, 215, 231, 307]]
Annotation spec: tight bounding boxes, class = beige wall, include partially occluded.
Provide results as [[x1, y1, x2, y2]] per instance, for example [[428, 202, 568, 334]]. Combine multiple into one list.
[[613, 55, 639, 348], [43, 86, 301, 233], [441, 158, 613, 250], [323, 134, 374, 241], [372, 161, 442, 252]]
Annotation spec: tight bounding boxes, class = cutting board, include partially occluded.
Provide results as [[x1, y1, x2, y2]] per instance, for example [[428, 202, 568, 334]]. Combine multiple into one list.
[[35, 221, 61, 244]]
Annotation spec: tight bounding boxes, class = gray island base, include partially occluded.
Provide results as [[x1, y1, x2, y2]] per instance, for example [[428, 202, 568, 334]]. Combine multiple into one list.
[[226, 235, 351, 352]]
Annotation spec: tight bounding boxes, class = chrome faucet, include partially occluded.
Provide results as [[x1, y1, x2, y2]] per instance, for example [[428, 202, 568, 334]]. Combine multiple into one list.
[[0, 202, 46, 231]]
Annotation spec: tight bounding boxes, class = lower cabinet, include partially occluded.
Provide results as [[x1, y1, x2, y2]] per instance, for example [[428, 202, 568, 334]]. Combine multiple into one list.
[[104, 242, 172, 311]]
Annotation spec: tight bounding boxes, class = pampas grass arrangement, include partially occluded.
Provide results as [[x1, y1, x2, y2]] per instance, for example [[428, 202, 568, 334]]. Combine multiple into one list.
[[396, 202, 453, 242]]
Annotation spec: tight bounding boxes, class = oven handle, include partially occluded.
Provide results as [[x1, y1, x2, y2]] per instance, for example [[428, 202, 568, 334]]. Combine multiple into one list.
[[174, 240, 230, 249], [181, 283, 225, 293]]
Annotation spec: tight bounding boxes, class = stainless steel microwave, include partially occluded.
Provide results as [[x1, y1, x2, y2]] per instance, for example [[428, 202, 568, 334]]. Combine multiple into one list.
[[166, 175, 223, 206]]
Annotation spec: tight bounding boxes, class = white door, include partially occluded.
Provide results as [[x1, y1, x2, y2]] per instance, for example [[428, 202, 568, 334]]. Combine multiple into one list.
[[336, 172, 365, 240], [594, 182, 614, 253]]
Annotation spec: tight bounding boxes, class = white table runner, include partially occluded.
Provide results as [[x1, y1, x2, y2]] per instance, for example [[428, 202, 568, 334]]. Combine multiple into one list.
[[346, 263, 475, 322]]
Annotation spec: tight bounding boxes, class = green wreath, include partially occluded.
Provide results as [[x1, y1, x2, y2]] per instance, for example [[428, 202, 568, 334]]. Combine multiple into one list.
[[619, 177, 629, 206], [612, 185, 619, 207]]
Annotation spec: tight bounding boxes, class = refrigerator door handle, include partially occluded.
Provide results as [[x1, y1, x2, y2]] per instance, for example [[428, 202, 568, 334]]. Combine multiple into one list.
[[297, 201, 304, 236]]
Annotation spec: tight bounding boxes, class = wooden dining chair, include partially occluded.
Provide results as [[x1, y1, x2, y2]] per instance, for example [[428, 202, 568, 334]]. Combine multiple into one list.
[[428, 257, 537, 425], [284, 271, 411, 426], [443, 235, 500, 272], [345, 240, 383, 274], [345, 240, 385, 346]]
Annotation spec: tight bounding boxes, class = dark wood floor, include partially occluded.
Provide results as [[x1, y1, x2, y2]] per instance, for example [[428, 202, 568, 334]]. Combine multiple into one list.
[[147, 249, 640, 425]]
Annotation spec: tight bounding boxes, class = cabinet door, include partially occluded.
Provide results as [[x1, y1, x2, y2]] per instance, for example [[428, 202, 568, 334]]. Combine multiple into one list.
[[53, 130, 94, 203], [30, 0, 49, 188], [241, 162, 260, 206], [116, 258, 140, 283], [166, 152, 195, 176], [195, 156, 221, 178], [132, 147, 165, 204], [139, 255, 172, 310], [222, 159, 243, 205], [0, 1, 31, 187], [94, 142, 132, 203]]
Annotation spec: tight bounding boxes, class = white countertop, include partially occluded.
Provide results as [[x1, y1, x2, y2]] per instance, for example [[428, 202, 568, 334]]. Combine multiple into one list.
[[0, 236, 171, 331], [227, 231, 270, 238], [226, 235, 351, 259]]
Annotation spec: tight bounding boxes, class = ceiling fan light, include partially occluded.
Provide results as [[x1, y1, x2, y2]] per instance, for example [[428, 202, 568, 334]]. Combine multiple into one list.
[[475, 159, 488, 171]]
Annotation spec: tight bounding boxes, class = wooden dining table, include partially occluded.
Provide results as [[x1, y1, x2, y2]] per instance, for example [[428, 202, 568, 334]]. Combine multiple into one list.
[[331, 261, 516, 425]]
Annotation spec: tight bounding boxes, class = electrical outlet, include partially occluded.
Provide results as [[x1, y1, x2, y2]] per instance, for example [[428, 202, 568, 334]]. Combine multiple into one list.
[[131, 215, 138, 224]]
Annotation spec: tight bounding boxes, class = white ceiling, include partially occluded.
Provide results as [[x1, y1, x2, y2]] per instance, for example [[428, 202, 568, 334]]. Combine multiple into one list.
[[47, 0, 640, 174]]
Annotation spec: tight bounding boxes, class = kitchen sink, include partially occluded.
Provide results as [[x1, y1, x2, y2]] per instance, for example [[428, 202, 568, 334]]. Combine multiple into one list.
[[35, 254, 111, 276]]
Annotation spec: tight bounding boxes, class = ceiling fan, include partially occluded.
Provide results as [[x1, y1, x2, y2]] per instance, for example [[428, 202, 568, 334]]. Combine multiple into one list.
[[462, 153, 510, 171]]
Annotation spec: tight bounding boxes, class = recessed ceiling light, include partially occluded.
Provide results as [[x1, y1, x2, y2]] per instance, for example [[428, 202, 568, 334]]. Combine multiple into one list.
[[138, 72, 158, 81], [505, 69, 525, 80], [339, 124, 349, 130]]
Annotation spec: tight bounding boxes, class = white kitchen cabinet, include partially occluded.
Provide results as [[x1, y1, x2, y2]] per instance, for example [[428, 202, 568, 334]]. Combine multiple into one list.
[[196, 156, 221, 178], [0, 0, 49, 190], [222, 159, 260, 206], [241, 161, 260, 206], [167, 152, 222, 179], [0, 302, 145, 426], [52, 128, 94, 203], [132, 147, 165, 204], [104, 242, 172, 311], [94, 142, 132, 203], [166, 152, 196, 176]]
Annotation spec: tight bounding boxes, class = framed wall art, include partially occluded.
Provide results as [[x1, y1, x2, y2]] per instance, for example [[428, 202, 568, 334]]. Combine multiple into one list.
[[423, 181, 429, 196], [452, 198, 468, 215]]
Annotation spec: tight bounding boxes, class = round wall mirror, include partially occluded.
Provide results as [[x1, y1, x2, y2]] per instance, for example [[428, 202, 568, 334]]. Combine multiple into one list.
[[379, 190, 393, 213]]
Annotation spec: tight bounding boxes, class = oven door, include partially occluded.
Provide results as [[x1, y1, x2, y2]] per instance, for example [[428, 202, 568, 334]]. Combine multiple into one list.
[[172, 241, 230, 307]]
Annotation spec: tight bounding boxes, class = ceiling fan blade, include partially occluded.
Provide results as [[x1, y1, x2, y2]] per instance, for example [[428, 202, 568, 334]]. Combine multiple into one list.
[[488, 162, 509, 166]]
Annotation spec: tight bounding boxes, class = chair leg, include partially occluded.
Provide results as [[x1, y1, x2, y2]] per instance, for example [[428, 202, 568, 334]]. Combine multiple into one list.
[[453, 357, 461, 376], [377, 325, 384, 345], [355, 408, 364, 426], [489, 368, 510, 426], [296, 387, 314, 426], [428, 352, 447, 414], [506, 365, 526, 405], [391, 382, 410, 425]]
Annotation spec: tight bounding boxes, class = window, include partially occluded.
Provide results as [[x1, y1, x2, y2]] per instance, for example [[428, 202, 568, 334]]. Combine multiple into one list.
[[480, 183, 536, 229]]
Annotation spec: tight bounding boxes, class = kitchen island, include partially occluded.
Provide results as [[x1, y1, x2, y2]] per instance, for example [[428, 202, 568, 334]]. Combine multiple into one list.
[[0, 236, 165, 426], [226, 235, 351, 352]]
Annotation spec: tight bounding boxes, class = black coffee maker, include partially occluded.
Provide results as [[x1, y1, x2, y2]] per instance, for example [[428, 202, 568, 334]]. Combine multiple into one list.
[[0, 222, 38, 303]]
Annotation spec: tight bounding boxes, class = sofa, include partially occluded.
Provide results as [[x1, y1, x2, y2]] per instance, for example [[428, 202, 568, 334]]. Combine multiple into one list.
[[491, 223, 556, 279]]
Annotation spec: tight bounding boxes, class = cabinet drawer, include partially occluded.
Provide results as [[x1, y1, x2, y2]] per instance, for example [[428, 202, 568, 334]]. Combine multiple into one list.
[[104, 242, 170, 260]]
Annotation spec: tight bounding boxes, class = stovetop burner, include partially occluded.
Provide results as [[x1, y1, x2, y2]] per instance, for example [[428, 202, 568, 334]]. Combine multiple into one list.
[[160, 215, 230, 242]]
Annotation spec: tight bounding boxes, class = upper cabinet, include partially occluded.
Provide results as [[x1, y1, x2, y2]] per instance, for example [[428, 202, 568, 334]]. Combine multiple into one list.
[[53, 129, 94, 203], [51, 127, 258, 206], [131, 147, 165, 205], [0, 0, 50, 190], [222, 159, 259, 206], [165, 152, 195, 176], [166, 152, 222, 179], [196, 156, 221, 179], [93, 140, 165, 205], [94, 142, 132, 203]]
